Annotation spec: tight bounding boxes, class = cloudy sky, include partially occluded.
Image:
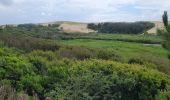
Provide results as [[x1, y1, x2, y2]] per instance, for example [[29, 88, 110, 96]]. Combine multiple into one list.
[[0, 0, 170, 24]]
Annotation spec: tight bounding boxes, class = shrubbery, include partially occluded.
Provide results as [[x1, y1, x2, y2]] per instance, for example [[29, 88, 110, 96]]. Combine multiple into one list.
[[2, 24, 60, 38], [0, 47, 170, 99], [128, 54, 170, 75], [0, 34, 61, 52], [38, 57, 170, 99], [58, 46, 95, 60], [0, 28, 170, 99], [88, 22, 155, 34]]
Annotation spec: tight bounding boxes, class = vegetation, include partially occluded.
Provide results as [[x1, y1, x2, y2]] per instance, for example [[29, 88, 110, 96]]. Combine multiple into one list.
[[157, 11, 170, 59], [1, 24, 61, 39], [0, 19, 170, 99], [88, 22, 155, 34], [59, 39, 170, 74], [76, 33, 162, 44], [161, 11, 170, 59], [0, 46, 169, 99], [1, 23, 160, 44], [163, 11, 168, 28]]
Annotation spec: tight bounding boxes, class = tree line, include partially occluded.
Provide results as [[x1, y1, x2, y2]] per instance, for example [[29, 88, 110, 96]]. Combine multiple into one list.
[[88, 22, 155, 34]]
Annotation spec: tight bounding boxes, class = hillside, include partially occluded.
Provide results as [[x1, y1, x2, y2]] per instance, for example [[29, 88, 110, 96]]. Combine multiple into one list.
[[1, 21, 163, 34], [42, 21, 160, 34], [39, 21, 95, 33]]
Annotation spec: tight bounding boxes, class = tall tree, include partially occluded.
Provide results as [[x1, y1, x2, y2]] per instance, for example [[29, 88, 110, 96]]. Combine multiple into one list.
[[162, 11, 170, 59], [162, 11, 168, 28]]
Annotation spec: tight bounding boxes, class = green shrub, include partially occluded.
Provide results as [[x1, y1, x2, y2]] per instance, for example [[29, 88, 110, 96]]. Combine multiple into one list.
[[0, 34, 61, 52], [47, 59, 170, 100], [97, 49, 124, 61], [128, 54, 170, 75], [0, 46, 169, 100], [0, 47, 33, 91], [59, 46, 95, 60]]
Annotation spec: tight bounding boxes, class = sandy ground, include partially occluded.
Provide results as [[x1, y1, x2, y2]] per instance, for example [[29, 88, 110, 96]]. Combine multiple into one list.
[[39, 21, 95, 33], [147, 21, 165, 34], [58, 22, 95, 33]]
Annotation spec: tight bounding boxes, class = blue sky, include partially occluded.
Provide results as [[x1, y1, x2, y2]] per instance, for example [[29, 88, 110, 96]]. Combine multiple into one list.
[[0, 0, 170, 24]]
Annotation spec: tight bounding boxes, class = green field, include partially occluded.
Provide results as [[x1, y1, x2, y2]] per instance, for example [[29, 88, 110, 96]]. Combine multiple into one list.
[[58, 38, 167, 60], [75, 33, 162, 44]]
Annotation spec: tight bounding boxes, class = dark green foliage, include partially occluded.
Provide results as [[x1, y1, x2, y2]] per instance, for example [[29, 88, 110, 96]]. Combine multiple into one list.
[[58, 46, 124, 61], [161, 11, 170, 59], [128, 58, 144, 65], [88, 23, 98, 30], [59, 46, 95, 60], [162, 28, 170, 51], [88, 22, 155, 34], [97, 49, 123, 61], [162, 11, 170, 50], [0, 34, 61, 52], [2, 24, 60, 39], [157, 28, 167, 36], [163, 11, 168, 28]]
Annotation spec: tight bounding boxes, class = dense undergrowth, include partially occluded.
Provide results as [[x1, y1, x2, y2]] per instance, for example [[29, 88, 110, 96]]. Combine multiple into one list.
[[0, 45, 170, 100], [0, 25, 170, 100]]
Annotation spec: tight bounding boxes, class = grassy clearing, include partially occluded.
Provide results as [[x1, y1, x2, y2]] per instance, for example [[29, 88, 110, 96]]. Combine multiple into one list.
[[58, 39, 168, 60]]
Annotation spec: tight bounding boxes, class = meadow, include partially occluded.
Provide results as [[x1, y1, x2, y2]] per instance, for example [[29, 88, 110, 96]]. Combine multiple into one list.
[[75, 33, 162, 44], [58, 38, 166, 59]]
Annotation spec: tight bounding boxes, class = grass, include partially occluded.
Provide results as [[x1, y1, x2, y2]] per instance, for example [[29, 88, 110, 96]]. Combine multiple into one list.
[[76, 33, 162, 44], [58, 39, 168, 61]]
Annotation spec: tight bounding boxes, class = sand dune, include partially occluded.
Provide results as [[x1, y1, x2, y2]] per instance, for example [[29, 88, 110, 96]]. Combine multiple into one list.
[[58, 22, 95, 33], [147, 21, 165, 34]]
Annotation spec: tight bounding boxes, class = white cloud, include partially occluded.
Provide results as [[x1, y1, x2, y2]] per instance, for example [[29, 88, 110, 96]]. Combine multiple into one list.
[[0, 0, 170, 24]]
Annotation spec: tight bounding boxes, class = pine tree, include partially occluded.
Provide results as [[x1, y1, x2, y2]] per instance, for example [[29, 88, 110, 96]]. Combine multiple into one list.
[[162, 11, 170, 59], [162, 11, 168, 28]]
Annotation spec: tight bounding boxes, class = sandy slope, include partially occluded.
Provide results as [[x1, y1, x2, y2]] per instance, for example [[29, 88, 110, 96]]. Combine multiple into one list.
[[147, 21, 165, 34], [58, 22, 95, 33], [40, 21, 95, 33]]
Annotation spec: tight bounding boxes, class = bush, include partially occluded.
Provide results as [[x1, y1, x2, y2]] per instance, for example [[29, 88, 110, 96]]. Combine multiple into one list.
[[0, 47, 34, 92], [128, 55, 170, 75], [128, 58, 144, 65], [58, 46, 95, 60], [0, 34, 61, 52], [47, 59, 170, 100], [0, 46, 170, 99], [58, 46, 124, 61], [97, 49, 124, 61]]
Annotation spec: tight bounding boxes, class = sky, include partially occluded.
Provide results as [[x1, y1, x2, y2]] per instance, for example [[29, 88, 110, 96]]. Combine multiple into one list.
[[0, 0, 170, 24]]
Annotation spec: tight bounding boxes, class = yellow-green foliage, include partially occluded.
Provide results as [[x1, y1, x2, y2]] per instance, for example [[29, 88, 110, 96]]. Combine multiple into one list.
[[48, 59, 170, 100], [0, 46, 170, 100]]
